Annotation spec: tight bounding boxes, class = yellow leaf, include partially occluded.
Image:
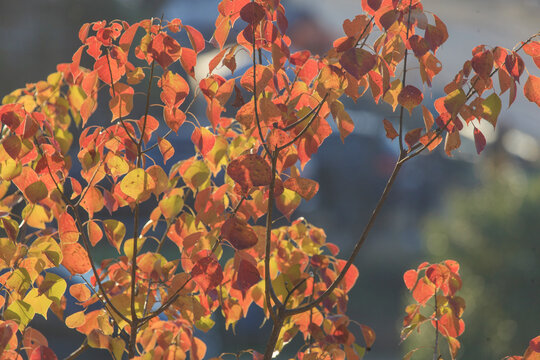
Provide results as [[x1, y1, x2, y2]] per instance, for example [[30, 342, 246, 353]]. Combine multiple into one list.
[[120, 168, 155, 200]]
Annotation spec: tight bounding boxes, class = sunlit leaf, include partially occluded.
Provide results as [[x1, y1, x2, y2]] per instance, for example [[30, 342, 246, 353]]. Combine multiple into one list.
[[221, 217, 258, 250], [120, 168, 155, 200]]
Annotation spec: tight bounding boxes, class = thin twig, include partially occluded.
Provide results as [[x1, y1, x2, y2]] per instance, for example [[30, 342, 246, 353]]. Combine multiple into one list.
[[64, 339, 89, 360]]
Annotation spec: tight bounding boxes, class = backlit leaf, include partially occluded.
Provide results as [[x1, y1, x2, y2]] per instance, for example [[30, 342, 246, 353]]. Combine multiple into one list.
[[61, 243, 91, 275], [482, 93, 501, 127], [69, 283, 91, 303], [103, 219, 126, 252], [29, 345, 57, 360], [398, 85, 423, 115], [159, 71, 189, 108], [108, 83, 134, 120], [403, 269, 418, 290], [157, 137, 174, 163], [59, 213, 79, 245], [221, 217, 258, 250], [192, 127, 216, 156], [159, 195, 184, 219], [524, 75, 540, 107], [149, 33, 181, 69], [120, 169, 155, 200], [339, 48, 376, 80], [227, 154, 272, 192], [473, 127, 486, 154], [191, 256, 223, 292], [87, 220, 103, 246], [184, 25, 205, 54], [283, 177, 319, 201], [5, 300, 34, 329]]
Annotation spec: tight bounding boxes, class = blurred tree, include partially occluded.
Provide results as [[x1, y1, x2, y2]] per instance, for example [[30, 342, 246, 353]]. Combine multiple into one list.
[[421, 154, 540, 359]]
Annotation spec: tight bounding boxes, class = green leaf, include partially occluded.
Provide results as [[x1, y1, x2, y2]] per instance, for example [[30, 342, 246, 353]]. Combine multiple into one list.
[[482, 93, 501, 127], [158, 195, 184, 219], [195, 315, 215, 332], [6, 268, 32, 295], [5, 300, 35, 329], [40, 272, 67, 304]]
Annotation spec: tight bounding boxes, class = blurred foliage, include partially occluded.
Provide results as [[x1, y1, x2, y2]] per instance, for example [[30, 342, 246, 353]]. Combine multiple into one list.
[[421, 156, 540, 359]]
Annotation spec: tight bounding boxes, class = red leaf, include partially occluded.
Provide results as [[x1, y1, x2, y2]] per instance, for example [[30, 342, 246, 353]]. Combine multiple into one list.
[[404, 128, 422, 148], [398, 85, 423, 115], [227, 154, 272, 192], [403, 269, 418, 290], [367, 0, 382, 11], [472, 49, 494, 80], [524, 75, 540, 107], [409, 35, 429, 57], [283, 177, 319, 201], [29, 345, 57, 360], [149, 33, 181, 69], [233, 258, 261, 291], [240, 2, 266, 24], [221, 217, 258, 250], [473, 127, 486, 154], [191, 256, 223, 292], [339, 48, 376, 80], [382, 119, 398, 140]]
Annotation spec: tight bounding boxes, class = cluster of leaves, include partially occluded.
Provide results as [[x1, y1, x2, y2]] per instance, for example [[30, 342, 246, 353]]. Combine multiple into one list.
[[0, 0, 538, 359], [401, 260, 465, 360]]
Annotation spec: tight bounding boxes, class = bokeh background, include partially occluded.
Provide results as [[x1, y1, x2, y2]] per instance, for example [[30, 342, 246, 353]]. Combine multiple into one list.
[[1, 0, 539, 359]]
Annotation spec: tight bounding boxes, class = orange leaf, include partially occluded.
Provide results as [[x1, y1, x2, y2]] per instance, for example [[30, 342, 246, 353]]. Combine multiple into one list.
[[163, 107, 186, 133], [404, 128, 422, 148], [87, 220, 102, 246], [403, 269, 418, 290], [221, 217, 258, 250], [159, 71, 189, 108], [412, 277, 435, 305], [69, 283, 91, 303], [283, 177, 319, 201], [339, 48, 376, 80], [59, 213, 79, 245], [108, 83, 134, 120], [61, 243, 92, 275], [149, 32, 181, 69], [227, 154, 272, 192], [157, 137, 174, 163], [183, 25, 205, 54], [191, 127, 216, 156], [360, 324, 376, 349], [524, 75, 540, 107]]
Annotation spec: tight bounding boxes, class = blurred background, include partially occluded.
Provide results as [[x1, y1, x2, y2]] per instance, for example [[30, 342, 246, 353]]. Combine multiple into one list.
[[1, 0, 539, 359]]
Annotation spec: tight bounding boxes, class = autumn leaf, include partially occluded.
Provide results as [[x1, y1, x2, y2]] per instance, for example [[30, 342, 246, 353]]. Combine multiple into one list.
[[149, 33, 181, 69], [191, 256, 223, 292], [221, 217, 258, 250], [120, 169, 155, 200], [473, 127, 486, 154], [398, 85, 423, 115], [283, 177, 319, 201], [61, 243, 92, 275], [227, 154, 272, 192], [382, 119, 398, 140], [524, 75, 540, 107]]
